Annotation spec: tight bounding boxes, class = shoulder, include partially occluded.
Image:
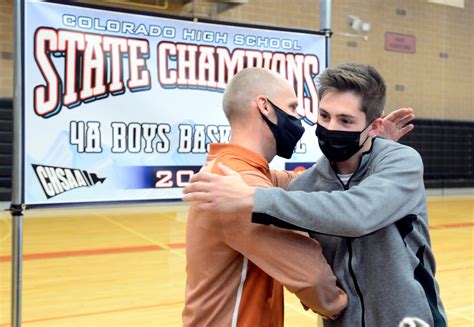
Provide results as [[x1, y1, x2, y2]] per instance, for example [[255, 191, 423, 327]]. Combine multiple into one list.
[[213, 152, 273, 188], [372, 138, 423, 168], [288, 164, 321, 190], [211, 152, 251, 174]]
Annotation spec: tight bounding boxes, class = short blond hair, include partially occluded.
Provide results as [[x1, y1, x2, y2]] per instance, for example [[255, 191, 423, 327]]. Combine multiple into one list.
[[222, 68, 290, 123]]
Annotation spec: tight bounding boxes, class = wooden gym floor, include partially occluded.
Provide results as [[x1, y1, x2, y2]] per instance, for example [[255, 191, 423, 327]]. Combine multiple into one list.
[[0, 195, 473, 326]]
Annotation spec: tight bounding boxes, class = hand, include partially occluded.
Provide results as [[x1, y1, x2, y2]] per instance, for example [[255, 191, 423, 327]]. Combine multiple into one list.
[[380, 107, 415, 141], [300, 301, 338, 320], [182, 163, 255, 214]]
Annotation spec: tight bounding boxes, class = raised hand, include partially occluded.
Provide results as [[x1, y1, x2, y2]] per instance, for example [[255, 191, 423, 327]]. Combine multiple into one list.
[[380, 107, 415, 141]]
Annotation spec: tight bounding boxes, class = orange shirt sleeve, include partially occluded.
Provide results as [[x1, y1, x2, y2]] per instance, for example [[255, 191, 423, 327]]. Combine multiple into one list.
[[215, 159, 347, 319], [270, 170, 298, 189]]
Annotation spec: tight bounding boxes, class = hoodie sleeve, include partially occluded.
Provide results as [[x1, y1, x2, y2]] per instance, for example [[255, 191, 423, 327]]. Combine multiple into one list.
[[252, 145, 425, 238]]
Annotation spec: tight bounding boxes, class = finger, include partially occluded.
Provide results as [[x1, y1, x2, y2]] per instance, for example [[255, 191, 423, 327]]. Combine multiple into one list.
[[217, 162, 239, 176], [398, 107, 413, 114], [398, 124, 414, 137], [385, 108, 413, 121], [397, 113, 415, 127], [189, 171, 220, 183], [189, 172, 208, 183], [182, 181, 213, 194], [396, 107, 414, 116], [182, 192, 214, 203]]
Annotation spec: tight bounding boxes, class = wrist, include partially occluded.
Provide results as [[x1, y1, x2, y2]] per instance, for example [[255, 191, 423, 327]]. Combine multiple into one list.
[[245, 186, 256, 214]]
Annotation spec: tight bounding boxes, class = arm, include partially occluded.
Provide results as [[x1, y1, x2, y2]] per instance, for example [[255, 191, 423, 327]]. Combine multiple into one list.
[[253, 146, 425, 237], [270, 169, 299, 189], [222, 212, 347, 318], [221, 171, 348, 319], [183, 146, 424, 237]]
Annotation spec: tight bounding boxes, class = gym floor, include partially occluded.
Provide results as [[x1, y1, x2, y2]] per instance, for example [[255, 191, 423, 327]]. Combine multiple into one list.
[[0, 195, 473, 326]]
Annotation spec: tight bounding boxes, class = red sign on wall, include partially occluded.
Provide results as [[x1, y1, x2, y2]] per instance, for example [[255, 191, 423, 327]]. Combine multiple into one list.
[[385, 32, 416, 54]]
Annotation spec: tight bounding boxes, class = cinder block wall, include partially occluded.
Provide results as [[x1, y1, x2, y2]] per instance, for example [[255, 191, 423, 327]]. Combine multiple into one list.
[[0, 0, 472, 120], [216, 0, 474, 121]]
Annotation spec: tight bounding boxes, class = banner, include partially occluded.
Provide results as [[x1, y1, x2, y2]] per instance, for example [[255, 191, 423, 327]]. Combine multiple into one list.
[[22, 0, 326, 205]]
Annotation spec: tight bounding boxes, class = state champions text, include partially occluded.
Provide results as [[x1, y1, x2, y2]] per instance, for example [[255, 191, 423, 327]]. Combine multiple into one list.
[[33, 27, 320, 123]]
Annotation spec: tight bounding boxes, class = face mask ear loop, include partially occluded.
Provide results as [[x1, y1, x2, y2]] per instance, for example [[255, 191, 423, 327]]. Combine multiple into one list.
[[360, 119, 375, 147], [266, 98, 280, 123]]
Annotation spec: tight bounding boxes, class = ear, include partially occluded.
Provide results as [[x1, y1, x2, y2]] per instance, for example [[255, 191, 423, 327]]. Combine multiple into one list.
[[368, 118, 383, 137], [256, 96, 271, 117]]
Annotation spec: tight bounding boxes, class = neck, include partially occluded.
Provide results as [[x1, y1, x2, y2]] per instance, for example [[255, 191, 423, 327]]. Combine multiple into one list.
[[334, 136, 373, 174], [230, 131, 274, 163]]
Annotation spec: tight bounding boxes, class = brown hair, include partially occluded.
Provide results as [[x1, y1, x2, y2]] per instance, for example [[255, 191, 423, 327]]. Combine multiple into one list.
[[318, 63, 386, 123]]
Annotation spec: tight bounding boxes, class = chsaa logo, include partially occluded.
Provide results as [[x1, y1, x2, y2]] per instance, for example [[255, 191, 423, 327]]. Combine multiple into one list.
[[32, 164, 106, 199]]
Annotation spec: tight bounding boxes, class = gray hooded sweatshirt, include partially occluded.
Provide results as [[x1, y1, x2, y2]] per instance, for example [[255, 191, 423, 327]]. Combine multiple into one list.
[[252, 137, 447, 327]]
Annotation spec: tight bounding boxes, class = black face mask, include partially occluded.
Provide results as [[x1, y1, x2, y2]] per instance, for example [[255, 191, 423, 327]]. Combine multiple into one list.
[[261, 99, 305, 159], [315, 123, 372, 162]]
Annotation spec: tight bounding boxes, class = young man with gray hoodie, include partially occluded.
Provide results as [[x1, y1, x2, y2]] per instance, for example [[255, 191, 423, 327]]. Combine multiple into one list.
[[183, 63, 447, 326]]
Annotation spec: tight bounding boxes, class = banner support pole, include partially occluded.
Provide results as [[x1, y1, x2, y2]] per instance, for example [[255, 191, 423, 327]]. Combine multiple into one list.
[[11, 0, 25, 326]]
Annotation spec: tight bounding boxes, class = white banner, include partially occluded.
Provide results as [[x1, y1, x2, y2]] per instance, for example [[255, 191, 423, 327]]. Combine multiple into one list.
[[22, 0, 326, 205]]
